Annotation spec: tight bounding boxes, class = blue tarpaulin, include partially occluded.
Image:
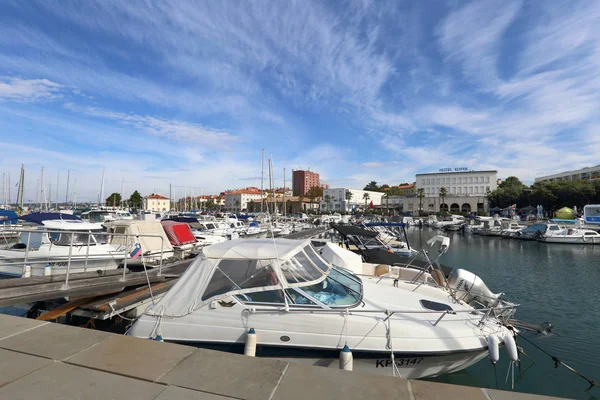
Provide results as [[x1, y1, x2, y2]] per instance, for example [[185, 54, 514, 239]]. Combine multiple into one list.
[[0, 210, 18, 225]]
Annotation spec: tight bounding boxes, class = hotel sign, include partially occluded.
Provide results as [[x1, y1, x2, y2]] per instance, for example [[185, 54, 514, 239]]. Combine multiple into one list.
[[439, 167, 469, 172]]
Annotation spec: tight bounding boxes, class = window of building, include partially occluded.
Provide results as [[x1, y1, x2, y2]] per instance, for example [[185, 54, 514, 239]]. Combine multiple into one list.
[[475, 186, 479, 194], [450, 187, 455, 194], [469, 187, 473, 194], [452, 177, 456, 184], [474, 177, 478, 184], [486, 176, 490, 183], [457, 177, 462, 184], [458, 187, 462, 194], [481, 186, 485, 193], [468, 177, 473, 184]]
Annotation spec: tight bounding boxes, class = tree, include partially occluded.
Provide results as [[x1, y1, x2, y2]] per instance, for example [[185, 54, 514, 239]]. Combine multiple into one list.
[[324, 194, 332, 211], [306, 186, 323, 199], [105, 192, 121, 207], [234, 200, 240, 211], [129, 190, 142, 209], [383, 191, 391, 213], [363, 181, 379, 192], [345, 190, 353, 211], [363, 192, 370, 209], [206, 200, 215, 210], [439, 187, 448, 210], [417, 188, 425, 215], [247, 200, 255, 212], [488, 176, 528, 208]]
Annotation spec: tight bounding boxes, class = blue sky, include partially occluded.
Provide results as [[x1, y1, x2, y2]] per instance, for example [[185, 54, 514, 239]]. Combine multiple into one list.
[[1, 0, 599, 202]]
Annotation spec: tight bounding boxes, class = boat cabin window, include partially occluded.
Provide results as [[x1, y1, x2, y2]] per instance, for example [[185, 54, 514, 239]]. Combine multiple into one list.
[[202, 259, 278, 301], [18, 231, 44, 249], [584, 231, 597, 235], [548, 225, 560, 231], [420, 300, 454, 312], [280, 250, 325, 284], [53, 231, 108, 245], [236, 289, 285, 304]]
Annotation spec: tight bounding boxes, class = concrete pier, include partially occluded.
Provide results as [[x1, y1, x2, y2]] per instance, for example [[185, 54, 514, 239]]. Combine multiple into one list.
[[0, 314, 566, 400]]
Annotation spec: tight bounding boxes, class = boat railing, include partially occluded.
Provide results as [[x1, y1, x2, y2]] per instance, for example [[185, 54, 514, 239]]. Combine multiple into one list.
[[0, 227, 167, 288], [246, 304, 518, 326]]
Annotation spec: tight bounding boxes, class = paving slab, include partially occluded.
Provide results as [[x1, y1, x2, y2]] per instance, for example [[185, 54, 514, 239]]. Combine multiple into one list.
[[411, 380, 487, 400], [0, 313, 47, 340], [485, 388, 568, 400], [271, 363, 411, 400], [0, 361, 166, 400], [159, 348, 288, 400], [0, 321, 112, 360], [154, 386, 236, 400], [0, 348, 53, 387], [67, 334, 197, 381]]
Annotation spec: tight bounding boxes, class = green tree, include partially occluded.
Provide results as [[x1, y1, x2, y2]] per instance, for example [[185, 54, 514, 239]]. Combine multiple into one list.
[[129, 190, 142, 209], [417, 188, 425, 215], [488, 176, 528, 208], [247, 200, 255, 212], [363, 181, 379, 191], [234, 200, 240, 210], [439, 187, 448, 211], [306, 186, 323, 199], [206, 200, 215, 210], [324, 194, 332, 211], [363, 192, 370, 209], [105, 192, 121, 207]]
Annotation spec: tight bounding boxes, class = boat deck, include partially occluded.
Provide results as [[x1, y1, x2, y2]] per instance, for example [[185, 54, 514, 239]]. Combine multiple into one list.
[[0, 313, 566, 400]]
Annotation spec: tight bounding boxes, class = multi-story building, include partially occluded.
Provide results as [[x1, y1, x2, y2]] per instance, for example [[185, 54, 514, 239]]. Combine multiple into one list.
[[292, 169, 320, 196], [534, 165, 600, 183], [144, 193, 170, 212], [224, 188, 263, 211], [320, 188, 384, 212], [416, 170, 498, 197], [395, 183, 416, 196]]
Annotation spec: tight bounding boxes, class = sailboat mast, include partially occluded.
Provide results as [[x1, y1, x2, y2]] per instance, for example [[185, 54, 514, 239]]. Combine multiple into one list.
[[55, 172, 59, 210], [18, 165, 24, 210], [283, 168, 286, 216], [48, 172, 52, 210], [99, 167, 105, 207], [65, 169, 70, 204], [40, 167, 45, 211], [120, 177, 124, 208], [260, 149, 264, 213]]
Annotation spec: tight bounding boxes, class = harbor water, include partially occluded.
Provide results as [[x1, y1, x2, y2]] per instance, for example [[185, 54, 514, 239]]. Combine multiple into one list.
[[406, 228, 600, 399]]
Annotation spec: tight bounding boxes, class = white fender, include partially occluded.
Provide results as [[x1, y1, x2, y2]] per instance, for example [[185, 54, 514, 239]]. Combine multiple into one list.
[[487, 335, 500, 364], [339, 345, 353, 371], [503, 334, 519, 362], [244, 328, 257, 357]]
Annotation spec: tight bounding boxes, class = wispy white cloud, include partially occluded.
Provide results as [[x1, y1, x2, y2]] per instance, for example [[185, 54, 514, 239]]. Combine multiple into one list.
[[0, 77, 62, 102]]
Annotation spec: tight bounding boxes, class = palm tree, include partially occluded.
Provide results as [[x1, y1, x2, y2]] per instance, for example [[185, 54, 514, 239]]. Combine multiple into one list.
[[363, 192, 370, 210], [345, 190, 353, 212], [383, 192, 391, 215], [417, 188, 425, 216], [439, 187, 448, 213], [308, 193, 316, 213], [324, 194, 332, 211], [298, 195, 304, 212]]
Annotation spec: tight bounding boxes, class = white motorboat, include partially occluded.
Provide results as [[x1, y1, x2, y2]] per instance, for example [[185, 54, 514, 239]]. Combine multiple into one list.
[[129, 238, 517, 379], [0, 220, 124, 277], [500, 222, 523, 238], [432, 215, 464, 230], [538, 224, 600, 244]]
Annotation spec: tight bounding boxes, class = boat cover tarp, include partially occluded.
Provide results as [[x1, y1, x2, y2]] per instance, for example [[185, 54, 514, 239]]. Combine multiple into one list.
[[363, 222, 406, 227], [104, 220, 174, 255], [161, 220, 197, 246], [330, 223, 378, 238], [556, 207, 574, 220], [0, 210, 18, 225], [163, 217, 203, 230], [19, 212, 81, 225]]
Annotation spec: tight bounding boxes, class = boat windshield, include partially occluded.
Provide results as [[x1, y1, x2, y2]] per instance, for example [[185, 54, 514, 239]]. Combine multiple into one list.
[[296, 267, 362, 307], [279, 245, 329, 284]]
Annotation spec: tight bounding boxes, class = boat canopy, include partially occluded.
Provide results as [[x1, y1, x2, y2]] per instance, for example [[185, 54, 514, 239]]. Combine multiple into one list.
[[19, 212, 81, 225], [0, 210, 18, 225], [330, 224, 379, 238], [319, 243, 364, 275], [42, 220, 104, 231], [146, 238, 332, 317], [160, 220, 197, 246]]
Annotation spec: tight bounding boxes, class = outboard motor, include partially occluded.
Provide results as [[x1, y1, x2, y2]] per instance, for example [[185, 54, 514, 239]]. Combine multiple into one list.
[[447, 268, 501, 307]]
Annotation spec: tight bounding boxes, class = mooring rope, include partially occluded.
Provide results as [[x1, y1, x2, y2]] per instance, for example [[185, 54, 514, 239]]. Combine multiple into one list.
[[515, 330, 599, 392]]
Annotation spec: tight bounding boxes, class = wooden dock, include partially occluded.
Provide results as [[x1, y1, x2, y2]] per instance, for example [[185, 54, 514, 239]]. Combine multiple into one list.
[[0, 313, 567, 400], [0, 259, 191, 307]]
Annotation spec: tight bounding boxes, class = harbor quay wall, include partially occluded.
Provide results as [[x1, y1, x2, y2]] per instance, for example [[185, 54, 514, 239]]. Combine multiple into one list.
[[0, 313, 567, 400]]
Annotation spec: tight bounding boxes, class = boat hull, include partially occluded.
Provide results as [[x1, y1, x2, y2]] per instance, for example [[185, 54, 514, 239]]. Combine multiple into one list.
[[539, 236, 600, 244], [166, 340, 489, 379]]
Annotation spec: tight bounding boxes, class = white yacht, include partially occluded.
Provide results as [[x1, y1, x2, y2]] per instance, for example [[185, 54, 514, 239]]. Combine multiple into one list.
[[129, 238, 517, 379], [0, 220, 124, 277], [538, 224, 600, 244]]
